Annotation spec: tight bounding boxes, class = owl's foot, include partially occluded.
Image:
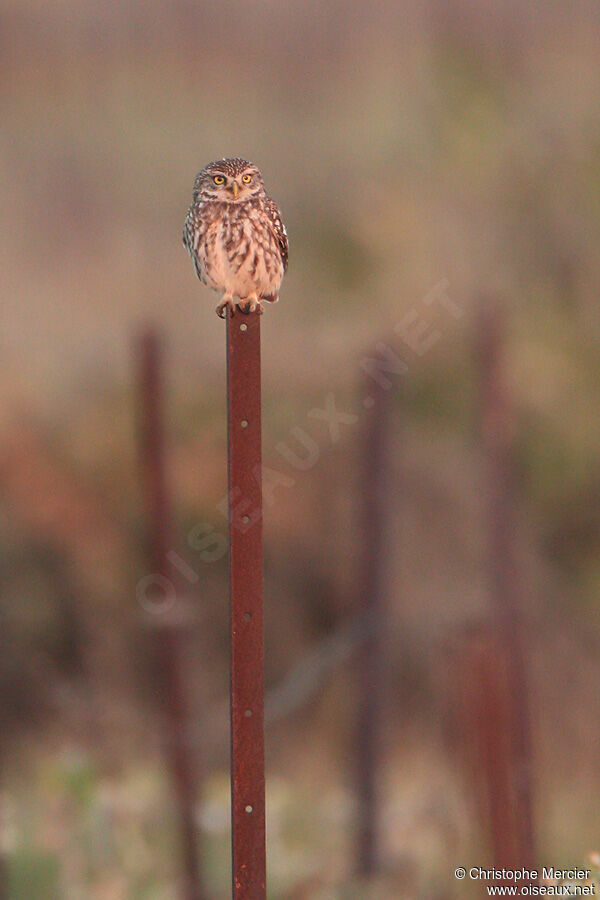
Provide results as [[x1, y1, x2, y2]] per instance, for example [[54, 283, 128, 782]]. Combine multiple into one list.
[[238, 293, 263, 315], [216, 294, 235, 319]]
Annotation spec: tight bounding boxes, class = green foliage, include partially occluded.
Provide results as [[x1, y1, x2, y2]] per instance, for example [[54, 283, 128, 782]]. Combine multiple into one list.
[[7, 850, 61, 900]]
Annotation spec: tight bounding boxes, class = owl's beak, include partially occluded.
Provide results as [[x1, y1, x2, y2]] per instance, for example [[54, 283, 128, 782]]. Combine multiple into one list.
[[231, 181, 239, 199]]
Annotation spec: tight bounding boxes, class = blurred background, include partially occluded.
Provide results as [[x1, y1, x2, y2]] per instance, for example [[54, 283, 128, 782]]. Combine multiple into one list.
[[1, 0, 600, 897]]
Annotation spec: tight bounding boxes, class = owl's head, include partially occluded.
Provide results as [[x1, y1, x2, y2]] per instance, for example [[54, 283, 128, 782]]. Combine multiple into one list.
[[193, 158, 265, 203]]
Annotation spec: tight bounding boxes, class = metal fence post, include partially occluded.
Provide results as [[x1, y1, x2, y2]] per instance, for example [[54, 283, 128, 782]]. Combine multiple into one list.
[[355, 372, 392, 879], [477, 302, 537, 870], [136, 327, 204, 900], [226, 311, 266, 899], [453, 627, 522, 879]]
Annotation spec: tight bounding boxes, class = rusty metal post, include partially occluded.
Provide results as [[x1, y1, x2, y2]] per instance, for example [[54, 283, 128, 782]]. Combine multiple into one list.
[[355, 374, 392, 879], [477, 302, 536, 869], [226, 311, 266, 899], [136, 327, 204, 900], [454, 628, 522, 879]]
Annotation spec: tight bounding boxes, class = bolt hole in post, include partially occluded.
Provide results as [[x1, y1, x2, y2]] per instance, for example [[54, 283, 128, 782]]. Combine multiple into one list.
[[226, 310, 266, 898]]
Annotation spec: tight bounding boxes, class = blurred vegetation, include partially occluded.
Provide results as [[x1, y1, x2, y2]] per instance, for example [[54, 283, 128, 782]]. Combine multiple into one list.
[[1, 0, 600, 896]]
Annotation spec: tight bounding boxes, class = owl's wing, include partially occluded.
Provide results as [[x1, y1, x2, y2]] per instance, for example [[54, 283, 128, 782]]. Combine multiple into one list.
[[183, 208, 204, 281], [265, 197, 289, 273]]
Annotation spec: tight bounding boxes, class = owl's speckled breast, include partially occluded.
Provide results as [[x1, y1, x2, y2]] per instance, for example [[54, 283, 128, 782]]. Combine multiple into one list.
[[195, 199, 283, 300]]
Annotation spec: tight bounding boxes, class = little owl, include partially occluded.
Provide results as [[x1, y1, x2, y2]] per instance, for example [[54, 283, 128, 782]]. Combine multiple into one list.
[[183, 158, 288, 318]]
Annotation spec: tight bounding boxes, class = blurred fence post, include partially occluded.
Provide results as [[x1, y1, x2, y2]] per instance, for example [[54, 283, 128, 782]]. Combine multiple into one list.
[[355, 367, 393, 879], [477, 302, 536, 869], [135, 327, 204, 900], [453, 627, 523, 880], [226, 311, 266, 899], [0, 824, 6, 900]]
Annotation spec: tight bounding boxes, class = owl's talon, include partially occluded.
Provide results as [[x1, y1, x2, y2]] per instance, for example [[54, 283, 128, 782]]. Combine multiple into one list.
[[216, 295, 235, 318], [238, 295, 264, 315]]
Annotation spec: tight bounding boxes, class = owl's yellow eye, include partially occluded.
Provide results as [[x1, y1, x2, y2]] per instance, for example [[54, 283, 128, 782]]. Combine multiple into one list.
[[213, 175, 225, 185], [241, 174, 252, 184]]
